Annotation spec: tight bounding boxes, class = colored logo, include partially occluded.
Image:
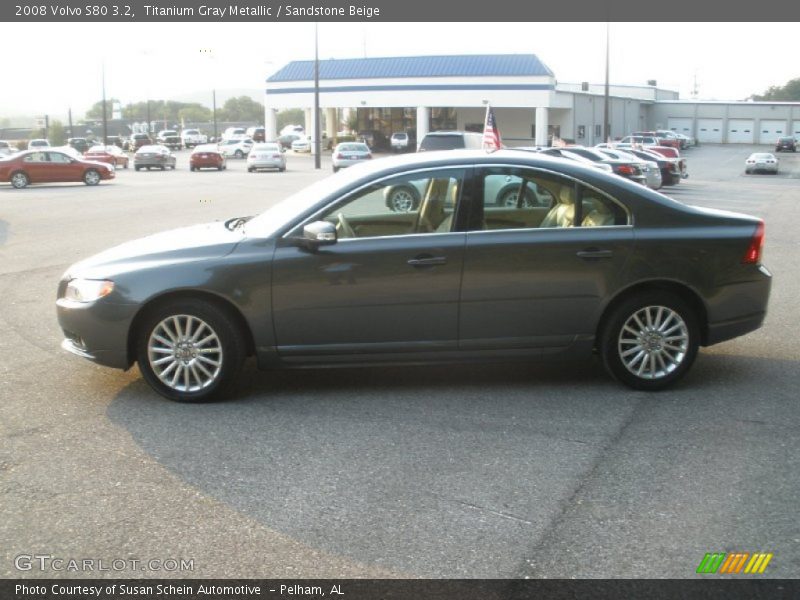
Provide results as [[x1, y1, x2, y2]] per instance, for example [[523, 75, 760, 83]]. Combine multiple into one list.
[[696, 552, 773, 574]]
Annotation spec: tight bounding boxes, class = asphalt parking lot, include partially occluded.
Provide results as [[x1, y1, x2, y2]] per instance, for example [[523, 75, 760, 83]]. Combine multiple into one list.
[[1, 145, 799, 579]]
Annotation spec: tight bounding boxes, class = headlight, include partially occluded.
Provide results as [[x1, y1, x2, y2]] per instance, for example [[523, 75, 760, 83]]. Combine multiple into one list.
[[64, 279, 114, 302]]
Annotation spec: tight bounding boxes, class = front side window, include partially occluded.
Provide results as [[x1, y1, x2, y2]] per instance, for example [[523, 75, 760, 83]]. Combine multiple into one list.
[[311, 169, 466, 240], [477, 167, 628, 230]]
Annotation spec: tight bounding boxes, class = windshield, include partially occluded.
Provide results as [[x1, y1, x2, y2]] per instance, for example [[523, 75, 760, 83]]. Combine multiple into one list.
[[246, 168, 368, 238]]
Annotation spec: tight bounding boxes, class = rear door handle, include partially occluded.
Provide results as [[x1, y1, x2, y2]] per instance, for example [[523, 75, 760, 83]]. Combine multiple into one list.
[[408, 256, 448, 267], [577, 249, 613, 260]]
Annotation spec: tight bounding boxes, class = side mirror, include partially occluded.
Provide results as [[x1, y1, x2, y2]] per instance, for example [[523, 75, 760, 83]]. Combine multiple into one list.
[[303, 221, 337, 247]]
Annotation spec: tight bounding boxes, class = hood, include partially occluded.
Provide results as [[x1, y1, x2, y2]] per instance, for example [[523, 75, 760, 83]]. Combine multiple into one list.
[[65, 220, 244, 280]]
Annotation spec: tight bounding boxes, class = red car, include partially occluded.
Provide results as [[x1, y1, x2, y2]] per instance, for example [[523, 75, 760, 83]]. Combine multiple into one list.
[[84, 145, 129, 169], [0, 149, 115, 189], [190, 144, 226, 171], [633, 131, 682, 150]]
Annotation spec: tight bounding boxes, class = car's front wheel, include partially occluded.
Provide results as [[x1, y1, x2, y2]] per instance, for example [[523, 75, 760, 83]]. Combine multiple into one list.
[[10, 171, 29, 189], [83, 169, 101, 186], [235, 150, 244, 158], [136, 299, 246, 402], [600, 291, 699, 391]]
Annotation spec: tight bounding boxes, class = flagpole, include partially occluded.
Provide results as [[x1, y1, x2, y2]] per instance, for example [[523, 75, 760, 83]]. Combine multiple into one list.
[[603, 22, 610, 143]]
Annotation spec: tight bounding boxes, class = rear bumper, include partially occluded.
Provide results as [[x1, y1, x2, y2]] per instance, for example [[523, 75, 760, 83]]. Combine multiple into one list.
[[705, 265, 772, 346]]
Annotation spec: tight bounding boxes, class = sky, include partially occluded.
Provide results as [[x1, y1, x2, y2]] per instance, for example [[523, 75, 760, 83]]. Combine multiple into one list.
[[2, 21, 797, 121]]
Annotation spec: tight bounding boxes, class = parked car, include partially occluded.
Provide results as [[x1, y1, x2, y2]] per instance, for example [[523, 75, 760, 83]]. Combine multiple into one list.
[[181, 129, 208, 149], [745, 153, 779, 174], [615, 146, 682, 186], [247, 142, 286, 172], [1, 149, 114, 188], [105, 135, 125, 149], [278, 133, 301, 150], [67, 138, 93, 154], [222, 127, 247, 141], [28, 139, 50, 149], [775, 136, 796, 152], [55, 149, 771, 402], [618, 135, 660, 148], [134, 145, 176, 171], [219, 138, 254, 158], [0, 141, 19, 157], [129, 133, 152, 151], [332, 142, 372, 172], [84, 145, 130, 169], [390, 131, 416, 153], [645, 146, 688, 179], [280, 124, 304, 136], [632, 131, 682, 150], [190, 144, 226, 171], [357, 130, 389, 151], [596, 148, 661, 190], [540, 146, 647, 186], [672, 132, 695, 148], [654, 130, 689, 149], [418, 131, 483, 152], [246, 127, 266, 143], [291, 136, 311, 153], [156, 130, 182, 150]]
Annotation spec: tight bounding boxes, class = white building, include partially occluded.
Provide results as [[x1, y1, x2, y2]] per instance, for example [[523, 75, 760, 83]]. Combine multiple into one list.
[[264, 54, 799, 147]]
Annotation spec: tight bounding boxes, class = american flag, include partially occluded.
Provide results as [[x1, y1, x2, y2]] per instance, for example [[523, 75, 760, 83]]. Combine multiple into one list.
[[482, 105, 501, 151]]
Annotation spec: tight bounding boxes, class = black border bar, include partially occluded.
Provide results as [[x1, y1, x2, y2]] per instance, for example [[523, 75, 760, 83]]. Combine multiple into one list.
[[4, 579, 800, 600]]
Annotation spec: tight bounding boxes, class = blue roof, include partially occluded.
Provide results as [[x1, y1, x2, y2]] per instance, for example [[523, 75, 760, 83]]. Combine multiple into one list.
[[267, 54, 554, 83]]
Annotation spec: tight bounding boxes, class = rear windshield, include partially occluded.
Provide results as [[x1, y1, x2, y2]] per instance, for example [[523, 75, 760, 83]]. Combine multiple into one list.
[[338, 144, 369, 152], [420, 135, 464, 151]]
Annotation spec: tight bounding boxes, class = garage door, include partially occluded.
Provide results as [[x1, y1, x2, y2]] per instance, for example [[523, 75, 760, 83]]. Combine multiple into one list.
[[758, 119, 787, 144], [728, 119, 754, 143], [667, 118, 693, 136], [697, 119, 723, 143], [792, 121, 800, 138]]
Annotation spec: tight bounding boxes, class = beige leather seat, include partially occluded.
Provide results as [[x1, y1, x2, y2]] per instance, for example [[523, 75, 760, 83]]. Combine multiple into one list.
[[581, 197, 614, 227], [539, 185, 576, 228]]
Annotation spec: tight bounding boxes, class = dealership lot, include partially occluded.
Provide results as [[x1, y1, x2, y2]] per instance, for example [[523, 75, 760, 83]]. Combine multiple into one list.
[[1, 145, 799, 578]]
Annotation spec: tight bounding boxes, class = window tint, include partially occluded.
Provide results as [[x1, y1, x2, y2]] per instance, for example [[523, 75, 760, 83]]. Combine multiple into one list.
[[47, 152, 72, 163], [313, 169, 466, 240], [24, 152, 47, 162]]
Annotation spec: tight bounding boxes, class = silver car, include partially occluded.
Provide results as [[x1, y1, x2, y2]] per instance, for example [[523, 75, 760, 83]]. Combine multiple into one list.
[[247, 143, 286, 172], [332, 142, 372, 172], [597, 148, 662, 190], [745, 153, 779, 174]]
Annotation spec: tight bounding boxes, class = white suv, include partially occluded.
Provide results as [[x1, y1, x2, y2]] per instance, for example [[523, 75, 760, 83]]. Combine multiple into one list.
[[181, 129, 208, 149]]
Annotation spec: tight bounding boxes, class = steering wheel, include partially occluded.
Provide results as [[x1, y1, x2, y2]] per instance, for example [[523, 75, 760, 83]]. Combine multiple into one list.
[[337, 213, 355, 238]]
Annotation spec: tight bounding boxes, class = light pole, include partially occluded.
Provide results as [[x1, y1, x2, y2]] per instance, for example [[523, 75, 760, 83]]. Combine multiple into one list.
[[314, 23, 321, 169], [603, 22, 610, 143], [102, 61, 108, 145]]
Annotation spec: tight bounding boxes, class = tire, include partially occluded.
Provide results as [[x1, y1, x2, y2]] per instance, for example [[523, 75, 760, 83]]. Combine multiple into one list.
[[386, 185, 420, 212], [496, 185, 540, 208], [600, 291, 699, 391], [83, 169, 101, 186], [123, 162, 128, 169], [247, 168, 254, 173], [235, 150, 244, 159], [136, 298, 246, 402], [160, 166, 166, 171], [10, 171, 29, 189], [279, 167, 285, 172], [333, 166, 339, 173], [218, 166, 223, 171], [135, 166, 141, 171]]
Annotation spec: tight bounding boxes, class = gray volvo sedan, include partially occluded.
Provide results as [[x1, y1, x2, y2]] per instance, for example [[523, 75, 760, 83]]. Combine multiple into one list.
[[56, 150, 771, 402]]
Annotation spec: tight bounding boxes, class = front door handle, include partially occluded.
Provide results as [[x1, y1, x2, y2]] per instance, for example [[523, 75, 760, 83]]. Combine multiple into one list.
[[408, 255, 448, 267], [576, 248, 613, 260]]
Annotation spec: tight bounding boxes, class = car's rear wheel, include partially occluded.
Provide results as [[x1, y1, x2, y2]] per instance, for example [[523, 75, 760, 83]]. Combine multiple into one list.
[[136, 299, 246, 402], [10, 171, 29, 189], [83, 169, 101, 186], [601, 291, 699, 391]]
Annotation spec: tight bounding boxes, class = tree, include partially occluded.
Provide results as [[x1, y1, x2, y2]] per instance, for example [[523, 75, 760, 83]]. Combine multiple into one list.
[[751, 77, 800, 101], [219, 96, 264, 123], [178, 105, 212, 123], [277, 108, 305, 131], [49, 119, 66, 145], [85, 99, 119, 120]]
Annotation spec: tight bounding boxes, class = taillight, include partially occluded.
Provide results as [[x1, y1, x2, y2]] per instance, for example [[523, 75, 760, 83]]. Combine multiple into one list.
[[615, 165, 634, 175], [742, 221, 765, 264]]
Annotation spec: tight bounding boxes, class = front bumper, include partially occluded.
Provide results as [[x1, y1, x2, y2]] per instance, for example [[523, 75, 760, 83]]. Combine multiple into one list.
[[56, 297, 138, 369]]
